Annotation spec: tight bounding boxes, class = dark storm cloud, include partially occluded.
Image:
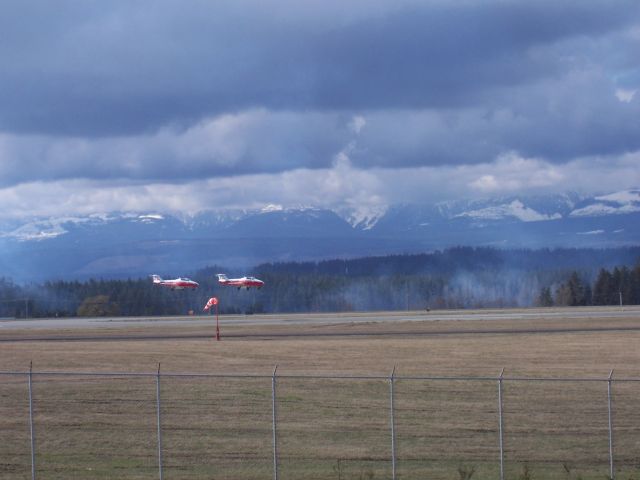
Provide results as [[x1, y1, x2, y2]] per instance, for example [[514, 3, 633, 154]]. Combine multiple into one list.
[[347, 74, 640, 168], [0, 0, 639, 213], [0, 111, 352, 187], [1, 0, 638, 137]]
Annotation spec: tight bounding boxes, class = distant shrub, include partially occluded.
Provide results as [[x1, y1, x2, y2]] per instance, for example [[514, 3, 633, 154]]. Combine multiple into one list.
[[76, 294, 120, 317]]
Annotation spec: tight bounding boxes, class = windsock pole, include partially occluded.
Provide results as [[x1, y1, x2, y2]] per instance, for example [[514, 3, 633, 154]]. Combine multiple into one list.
[[215, 301, 220, 341], [204, 297, 220, 341]]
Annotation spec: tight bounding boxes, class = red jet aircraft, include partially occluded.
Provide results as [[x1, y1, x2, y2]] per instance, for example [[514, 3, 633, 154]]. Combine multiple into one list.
[[151, 275, 199, 290], [216, 274, 264, 290]]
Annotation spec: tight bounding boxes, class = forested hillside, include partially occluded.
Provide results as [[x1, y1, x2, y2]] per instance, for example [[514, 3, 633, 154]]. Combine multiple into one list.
[[1, 247, 639, 318]]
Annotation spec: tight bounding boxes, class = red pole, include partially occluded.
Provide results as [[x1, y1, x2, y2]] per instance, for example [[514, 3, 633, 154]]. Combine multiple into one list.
[[215, 302, 220, 341]]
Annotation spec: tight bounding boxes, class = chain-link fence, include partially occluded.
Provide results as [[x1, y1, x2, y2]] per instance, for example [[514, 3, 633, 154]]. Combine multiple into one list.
[[2, 368, 639, 480]]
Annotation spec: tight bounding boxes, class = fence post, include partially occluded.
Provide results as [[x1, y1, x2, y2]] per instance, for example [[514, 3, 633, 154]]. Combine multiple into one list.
[[498, 368, 505, 480], [156, 363, 164, 480], [607, 370, 615, 480], [28, 361, 36, 480], [271, 365, 279, 480], [389, 366, 397, 480]]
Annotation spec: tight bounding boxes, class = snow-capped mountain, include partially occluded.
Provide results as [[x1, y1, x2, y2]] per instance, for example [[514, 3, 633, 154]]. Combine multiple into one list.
[[0, 212, 188, 242], [337, 204, 388, 230], [454, 200, 562, 222], [1, 190, 638, 280], [369, 192, 584, 233], [570, 190, 640, 217]]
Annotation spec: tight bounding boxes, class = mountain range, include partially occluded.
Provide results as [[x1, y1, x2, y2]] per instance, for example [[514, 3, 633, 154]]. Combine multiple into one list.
[[1, 189, 638, 281]]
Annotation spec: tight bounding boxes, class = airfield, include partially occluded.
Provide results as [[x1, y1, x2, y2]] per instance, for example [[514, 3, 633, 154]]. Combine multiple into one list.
[[2, 305, 640, 375], [2, 306, 640, 480], [4, 305, 639, 328]]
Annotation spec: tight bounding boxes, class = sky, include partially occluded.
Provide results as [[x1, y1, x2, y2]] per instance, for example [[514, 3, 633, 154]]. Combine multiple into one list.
[[0, 0, 639, 220]]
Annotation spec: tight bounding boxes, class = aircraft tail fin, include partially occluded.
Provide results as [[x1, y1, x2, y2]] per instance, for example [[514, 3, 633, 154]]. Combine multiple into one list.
[[216, 273, 228, 282], [151, 275, 162, 284]]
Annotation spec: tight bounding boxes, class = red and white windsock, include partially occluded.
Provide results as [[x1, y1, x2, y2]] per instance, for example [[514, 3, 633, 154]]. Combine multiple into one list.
[[203, 297, 218, 311]]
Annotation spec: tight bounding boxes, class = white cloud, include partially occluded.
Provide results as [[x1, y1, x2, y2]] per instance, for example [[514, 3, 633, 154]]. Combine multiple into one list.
[[615, 88, 637, 102], [348, 115, 367, 135], [470, 175, 500, 192], [468, 152, 564, 193], [0, 150, 637, 221], [0, 110, 359, 186]]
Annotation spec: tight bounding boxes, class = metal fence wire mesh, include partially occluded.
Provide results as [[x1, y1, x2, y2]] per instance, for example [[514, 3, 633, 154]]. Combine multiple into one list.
[[2, 370, 640, 480], [394, 379, 499, 480], [277, 377, 390, 480], [0, 376, 31, 479], [160, 376, 272, 479], [30, 375, 157, 479], [502, 380, 610, 480]]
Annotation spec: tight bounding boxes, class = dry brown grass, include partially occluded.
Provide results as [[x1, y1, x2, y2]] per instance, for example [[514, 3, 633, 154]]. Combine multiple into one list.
[[2, 310, 640, 479]]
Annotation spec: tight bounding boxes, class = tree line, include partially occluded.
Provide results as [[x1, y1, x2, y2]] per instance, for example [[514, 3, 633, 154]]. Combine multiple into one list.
[[1, 247, 639, 318], [537, 264, 640, 307]]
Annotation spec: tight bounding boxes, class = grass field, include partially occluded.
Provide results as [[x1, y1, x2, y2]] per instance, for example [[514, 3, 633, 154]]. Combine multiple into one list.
[[2, 308, 640, 479]]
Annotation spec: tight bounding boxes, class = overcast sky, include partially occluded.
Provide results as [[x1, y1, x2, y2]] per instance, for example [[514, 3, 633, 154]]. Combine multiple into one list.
[[1, 0, 639, 219]]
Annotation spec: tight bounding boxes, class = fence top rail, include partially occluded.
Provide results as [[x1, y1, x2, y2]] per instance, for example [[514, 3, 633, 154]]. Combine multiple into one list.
[[1, 370, 639, 382]]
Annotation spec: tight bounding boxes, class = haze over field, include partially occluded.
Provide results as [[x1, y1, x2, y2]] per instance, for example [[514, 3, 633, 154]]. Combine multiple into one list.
[[0, 0, 639, 222]]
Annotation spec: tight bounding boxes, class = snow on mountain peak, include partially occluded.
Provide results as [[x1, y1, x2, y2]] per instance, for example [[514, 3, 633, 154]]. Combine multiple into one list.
[[3, 216, 89, 241], [571, 189, 640, 217], [594, 190, 640, 205], [455, 200, 561, 222], [138, 214, 164, 222], [570, 203, 640, 217], [6, 222, 68, 241], [261, 204, 284, 213], [1, 189, 638, 245], [339, 205, 388, 230]]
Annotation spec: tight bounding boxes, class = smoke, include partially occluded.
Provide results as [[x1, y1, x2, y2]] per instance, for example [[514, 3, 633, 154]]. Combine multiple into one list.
[[330, 271, 533, 312]]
